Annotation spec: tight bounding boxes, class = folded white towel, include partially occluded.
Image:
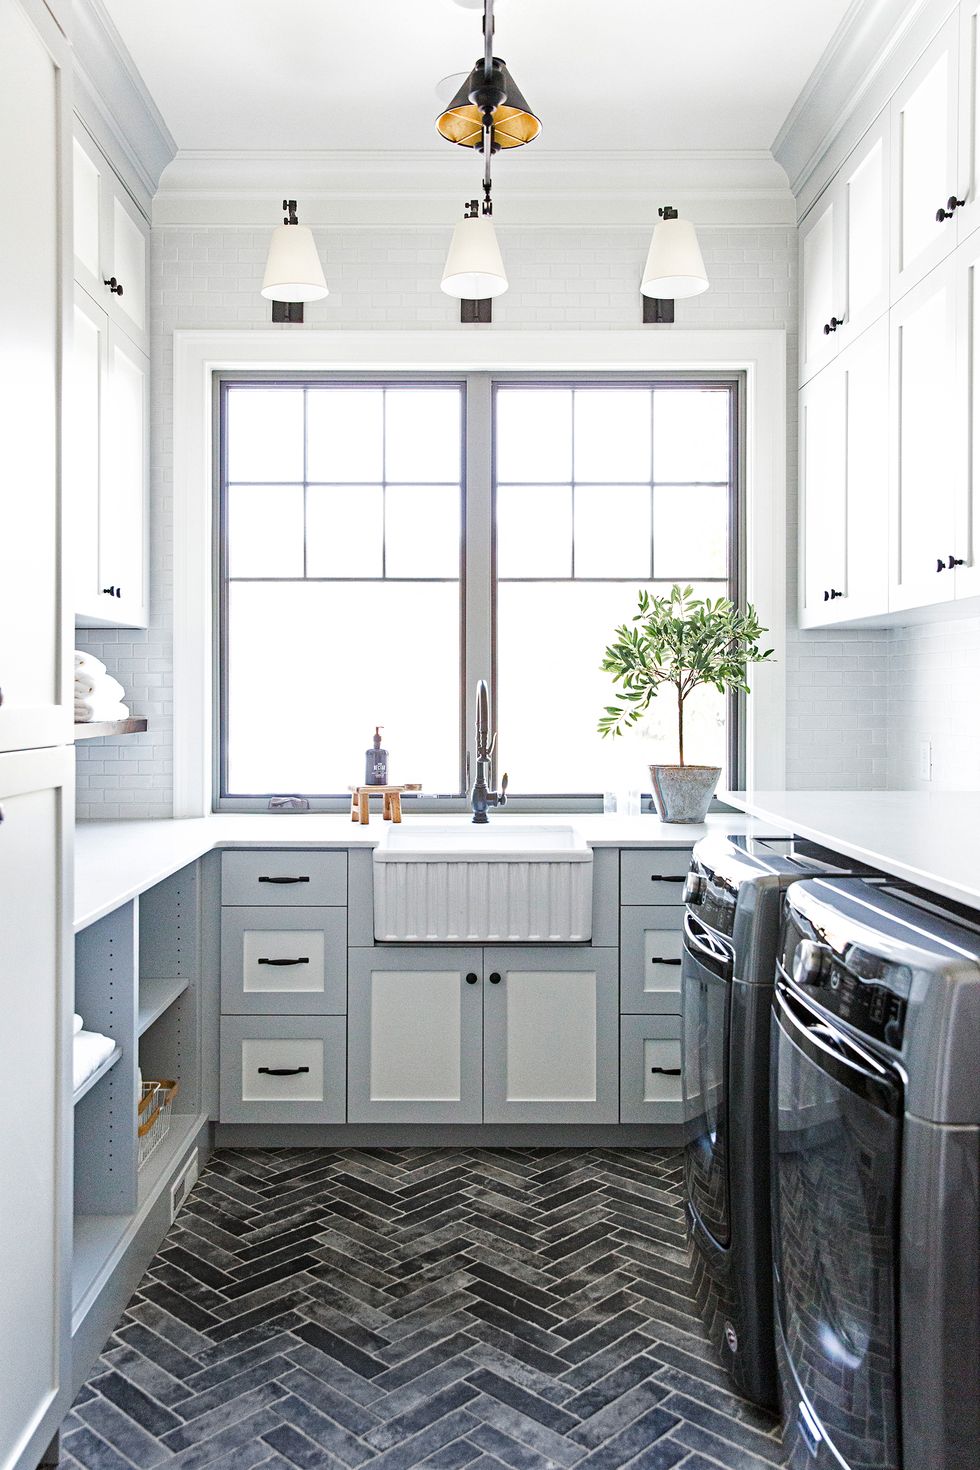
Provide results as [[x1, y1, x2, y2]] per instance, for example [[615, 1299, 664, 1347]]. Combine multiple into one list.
[[74, 651, 107, 679], [74, 672, 125, 701], [74, 700, 130, 724], [73, 1012, 83, 1035], [73, 1030, 117, 1093]]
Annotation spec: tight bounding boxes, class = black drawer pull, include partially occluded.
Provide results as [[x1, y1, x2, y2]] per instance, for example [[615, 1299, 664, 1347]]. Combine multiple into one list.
[[650, 956, 682, 966], [257, 957, 310, 966], [650, 874, 685, 883], [257, 1065, 310, 1076], [257, 875, 310, 884], [650, 1066, 681, 1076]]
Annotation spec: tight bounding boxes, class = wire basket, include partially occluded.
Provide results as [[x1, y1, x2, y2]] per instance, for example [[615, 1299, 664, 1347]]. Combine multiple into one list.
[[137, 1079, 178, 1169]]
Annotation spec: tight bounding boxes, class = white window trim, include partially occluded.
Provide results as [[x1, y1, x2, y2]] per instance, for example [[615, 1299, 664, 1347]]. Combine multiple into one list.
[[174, 328, 786, 818]]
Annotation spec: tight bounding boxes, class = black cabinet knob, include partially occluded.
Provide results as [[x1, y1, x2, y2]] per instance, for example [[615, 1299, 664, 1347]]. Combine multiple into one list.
[[829, 588, 843, 599], [936, 195, 966, 222], [102, 585, 116, 596], [937, 558, 947, 573], [488, 972, 501, 984], [465, 972, 478, 985], [822, 315, 845, 335], [103, 276, 124, 296], [947, 555, 965, 569]]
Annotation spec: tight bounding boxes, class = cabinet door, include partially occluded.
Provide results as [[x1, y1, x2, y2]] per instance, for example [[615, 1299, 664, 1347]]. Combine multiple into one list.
[[799, 362, 847, 624], [892, 14, 960, 298], [483, 947, 618, 1124], [0, 744, 73, 1470], [838, 113, 890, 348], [957, 0, 980, 243], [347, 947, 483, 1123], [106, 180, 148, 352], [799, 191, 842, 384], [72, 133, 103, 298], [0, 0, 71, 754], [100, 325, 148, 628], [955, 231, 980, 597], [67, 286, 113, 623], [839, 317, 891, 620], [889, 257, 961, 611]]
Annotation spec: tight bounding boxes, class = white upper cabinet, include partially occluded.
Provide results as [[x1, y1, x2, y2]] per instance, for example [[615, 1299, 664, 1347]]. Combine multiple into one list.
[[954, 230, 980, 597], [957, 0, 980, 242], [892, 14, 960, 299], [799, 112, 889, 385], [800, 319, 889, 628], [0, 0, 71, 755], [799, 193, 841, 384], [72, 127, 149, 353], [889, 256, 961, 611]]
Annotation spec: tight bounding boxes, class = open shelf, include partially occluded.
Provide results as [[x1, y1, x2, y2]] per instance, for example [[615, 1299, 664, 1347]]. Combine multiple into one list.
[[74, 717, 148, 741], [72, 1044, 122, 1106], [137, 977, 189, 1037]]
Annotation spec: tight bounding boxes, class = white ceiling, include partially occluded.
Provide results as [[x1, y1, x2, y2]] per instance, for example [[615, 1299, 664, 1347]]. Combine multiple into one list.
[[102, 0, 854, 155]]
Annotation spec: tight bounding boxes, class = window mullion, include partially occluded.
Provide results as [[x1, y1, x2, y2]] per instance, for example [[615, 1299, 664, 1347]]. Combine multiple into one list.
[[464, 373, 493, 795]]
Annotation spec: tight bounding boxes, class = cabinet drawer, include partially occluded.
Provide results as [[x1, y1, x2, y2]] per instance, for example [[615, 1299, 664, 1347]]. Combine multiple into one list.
[[620, 1015, 684, 1124], [220, 1016, 346, 1123], [221, 850, 347, 906], [620, 848, 691, 905], [620, 907, 683, 1013], [221, 908, 346, 1014]]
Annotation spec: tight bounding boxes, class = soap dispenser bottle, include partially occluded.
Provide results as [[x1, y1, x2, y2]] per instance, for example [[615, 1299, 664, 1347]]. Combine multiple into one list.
[[365, 726, 388, 785]]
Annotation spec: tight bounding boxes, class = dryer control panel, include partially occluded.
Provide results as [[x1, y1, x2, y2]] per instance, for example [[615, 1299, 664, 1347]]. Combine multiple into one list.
[[781, 919, 911, 1049]]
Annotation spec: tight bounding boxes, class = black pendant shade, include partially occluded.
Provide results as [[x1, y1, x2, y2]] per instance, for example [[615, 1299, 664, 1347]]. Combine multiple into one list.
[[436, 56, 541, 149]]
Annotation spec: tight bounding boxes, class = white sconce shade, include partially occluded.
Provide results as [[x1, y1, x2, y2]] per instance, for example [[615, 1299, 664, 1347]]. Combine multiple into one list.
[[641, 213, 708, 299], [261, 222, 328, 302], [441, 212, 508, 298]]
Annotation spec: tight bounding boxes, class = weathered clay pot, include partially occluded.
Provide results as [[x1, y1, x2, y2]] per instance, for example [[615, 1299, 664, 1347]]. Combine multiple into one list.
[[649, 764, 721, 823]]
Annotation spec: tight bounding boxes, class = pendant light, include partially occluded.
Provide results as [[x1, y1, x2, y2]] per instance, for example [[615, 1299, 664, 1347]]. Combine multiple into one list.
[[641, 205, 709, 299], [436, 0, 540, 151], [261, 199, 328, 303]]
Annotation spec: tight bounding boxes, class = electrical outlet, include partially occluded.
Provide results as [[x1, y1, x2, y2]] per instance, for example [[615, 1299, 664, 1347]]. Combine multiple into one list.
[[918, 740, 933, 782]]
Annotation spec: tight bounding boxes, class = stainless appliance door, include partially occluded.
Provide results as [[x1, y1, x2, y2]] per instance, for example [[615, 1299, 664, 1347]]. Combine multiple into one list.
[[772, 982, 904, 1470], [682, 911, 734, 1246]]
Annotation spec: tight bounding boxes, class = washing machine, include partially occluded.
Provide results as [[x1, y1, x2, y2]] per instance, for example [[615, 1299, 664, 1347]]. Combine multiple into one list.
[[773, 876, 980, 1469], [681, 833, 870, 1408]]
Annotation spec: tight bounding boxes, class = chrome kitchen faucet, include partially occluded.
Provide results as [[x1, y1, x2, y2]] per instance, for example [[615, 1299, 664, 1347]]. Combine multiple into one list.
[[471, 679, 508, 823]]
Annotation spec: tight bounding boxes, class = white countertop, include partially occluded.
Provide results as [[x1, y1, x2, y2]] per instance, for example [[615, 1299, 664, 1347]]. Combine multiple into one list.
[[725, 789, 980, 909], [73, 810, 763, 932]]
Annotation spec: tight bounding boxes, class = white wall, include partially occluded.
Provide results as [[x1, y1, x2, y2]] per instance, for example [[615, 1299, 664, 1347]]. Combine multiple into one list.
[[886, 616, 980, 788], [76, 218, 894, 817]]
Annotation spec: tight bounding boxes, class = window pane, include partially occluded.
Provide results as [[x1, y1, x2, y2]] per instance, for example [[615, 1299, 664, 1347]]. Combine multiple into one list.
[[307, 485, 383, 577], [226, 389, 304, 481], [385, 486, 461, 577], [653, 389, 730, 483], [307, 389, 383, 481], [227, 582, 459, 793], [227, 485, 304, 577], [497, 485, 572, 578], [384, 390, 460, 482], [497, 581, 727, 793], [574, 390, 651, 481], [496, 389, 572, 482], [574, 486, 651, 578], [653, 484, 728, 578]]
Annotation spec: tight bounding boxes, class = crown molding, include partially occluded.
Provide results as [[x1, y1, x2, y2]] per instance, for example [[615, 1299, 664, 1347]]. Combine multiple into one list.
[[153, 149, 795, 229], [72, 0, 177, 215], [773, 0, 955, 215]]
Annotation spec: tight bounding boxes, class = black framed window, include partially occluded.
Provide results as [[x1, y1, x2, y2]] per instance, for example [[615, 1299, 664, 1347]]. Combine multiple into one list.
[[215, 373, 741, 808]]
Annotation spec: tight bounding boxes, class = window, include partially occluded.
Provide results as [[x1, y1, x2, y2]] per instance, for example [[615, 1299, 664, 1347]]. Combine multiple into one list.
[[216, 374, 739, 807]]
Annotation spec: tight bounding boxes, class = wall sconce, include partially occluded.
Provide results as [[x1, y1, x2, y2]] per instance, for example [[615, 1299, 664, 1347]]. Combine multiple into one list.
[[641, 204, 709, 325], [261, 199, 328, 323]]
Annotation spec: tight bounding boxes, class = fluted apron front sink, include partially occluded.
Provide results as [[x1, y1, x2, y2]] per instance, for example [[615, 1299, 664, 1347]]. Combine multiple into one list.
[[373, 824, 593, 942]]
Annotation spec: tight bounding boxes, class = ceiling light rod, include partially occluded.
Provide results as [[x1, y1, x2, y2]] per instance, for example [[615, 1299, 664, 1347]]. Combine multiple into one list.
[[483, 0, 494, 81]]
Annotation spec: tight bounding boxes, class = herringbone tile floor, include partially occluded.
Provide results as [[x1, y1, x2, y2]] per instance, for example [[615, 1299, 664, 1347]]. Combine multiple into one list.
[[62, 1148, 786, 1470]]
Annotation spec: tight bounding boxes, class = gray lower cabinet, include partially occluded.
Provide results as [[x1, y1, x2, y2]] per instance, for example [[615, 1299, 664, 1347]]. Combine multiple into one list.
[[348, 947, 484, 1124], [483, 947, 618, 1124], [620, 906, 684, 1013], [620, 1014, 683, 1123], [220, 1015, 346, 1123], [221, 906, 347, 1014]]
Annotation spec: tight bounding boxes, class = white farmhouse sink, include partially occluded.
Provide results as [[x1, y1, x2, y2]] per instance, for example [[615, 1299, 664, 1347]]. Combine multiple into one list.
[[373, 823, 593, 942]]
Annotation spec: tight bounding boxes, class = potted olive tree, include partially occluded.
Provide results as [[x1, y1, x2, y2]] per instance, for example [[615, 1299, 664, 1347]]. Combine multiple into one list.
[[598, 584, 774, 822]]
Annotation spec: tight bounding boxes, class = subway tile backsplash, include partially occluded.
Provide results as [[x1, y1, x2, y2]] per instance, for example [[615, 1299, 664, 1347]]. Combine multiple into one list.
[[76, 222, 976, 816]]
